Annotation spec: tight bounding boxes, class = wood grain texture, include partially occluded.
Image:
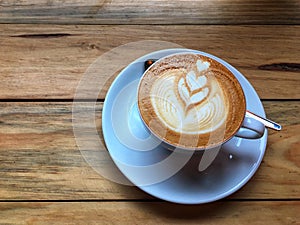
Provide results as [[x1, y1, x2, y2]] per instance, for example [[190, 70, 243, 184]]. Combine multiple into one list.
[[0, 201, 299, 225], [0, 0, 299, 25], [0, 101, 299, 200], [1, 24, 300, 99], [1, 0, 298, 223]]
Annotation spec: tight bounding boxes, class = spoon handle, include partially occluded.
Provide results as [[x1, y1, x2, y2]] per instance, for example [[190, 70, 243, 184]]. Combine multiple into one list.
[[246, 110, 282, 131]]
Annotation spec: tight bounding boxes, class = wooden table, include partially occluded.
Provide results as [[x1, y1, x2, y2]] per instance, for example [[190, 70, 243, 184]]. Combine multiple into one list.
[[0, 1, 299, 224]]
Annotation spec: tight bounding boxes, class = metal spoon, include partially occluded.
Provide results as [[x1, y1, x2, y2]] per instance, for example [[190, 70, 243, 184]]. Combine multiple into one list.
[[246, 110, 281, 131]]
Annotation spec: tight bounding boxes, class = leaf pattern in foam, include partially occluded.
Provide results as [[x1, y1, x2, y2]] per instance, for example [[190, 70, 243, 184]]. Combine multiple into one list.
[[178, 69, 209, 111]]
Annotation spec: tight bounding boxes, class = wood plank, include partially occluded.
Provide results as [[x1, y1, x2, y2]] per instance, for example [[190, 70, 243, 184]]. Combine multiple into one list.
[[0, 201, 299, 224], [0, 101, 299, 200], [0, 0, 299, 25], [1, 24, 300, 99]]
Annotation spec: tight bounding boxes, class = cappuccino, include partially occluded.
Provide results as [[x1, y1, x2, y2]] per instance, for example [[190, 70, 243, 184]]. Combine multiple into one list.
[[138, 53, 246, 150]]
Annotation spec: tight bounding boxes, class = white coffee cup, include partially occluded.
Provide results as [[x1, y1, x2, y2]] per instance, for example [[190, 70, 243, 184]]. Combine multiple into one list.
[[137, 52, 266, 151]]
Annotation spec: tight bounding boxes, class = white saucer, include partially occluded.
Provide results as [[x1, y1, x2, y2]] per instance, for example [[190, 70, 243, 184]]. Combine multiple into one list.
[[102, 49, 268, 204]]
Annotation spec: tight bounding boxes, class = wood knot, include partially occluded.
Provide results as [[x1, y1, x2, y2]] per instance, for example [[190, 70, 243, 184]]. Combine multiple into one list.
[[258, 63, 300, 72]]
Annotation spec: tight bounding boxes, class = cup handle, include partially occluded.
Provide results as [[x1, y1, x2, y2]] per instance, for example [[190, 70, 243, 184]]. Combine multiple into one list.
[[235, 112, 265, 139]]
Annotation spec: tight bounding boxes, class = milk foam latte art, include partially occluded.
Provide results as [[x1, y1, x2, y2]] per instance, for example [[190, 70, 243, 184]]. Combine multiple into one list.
[[151, 59, 227, 134], [138, 53, 246, 150]]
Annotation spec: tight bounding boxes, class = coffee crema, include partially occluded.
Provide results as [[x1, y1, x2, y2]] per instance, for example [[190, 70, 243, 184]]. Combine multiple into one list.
[[138, 53, 246, 150]]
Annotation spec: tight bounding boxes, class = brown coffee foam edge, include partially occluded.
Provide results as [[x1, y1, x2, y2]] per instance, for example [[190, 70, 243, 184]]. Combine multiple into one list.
[[138, 53, 246, 150]]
